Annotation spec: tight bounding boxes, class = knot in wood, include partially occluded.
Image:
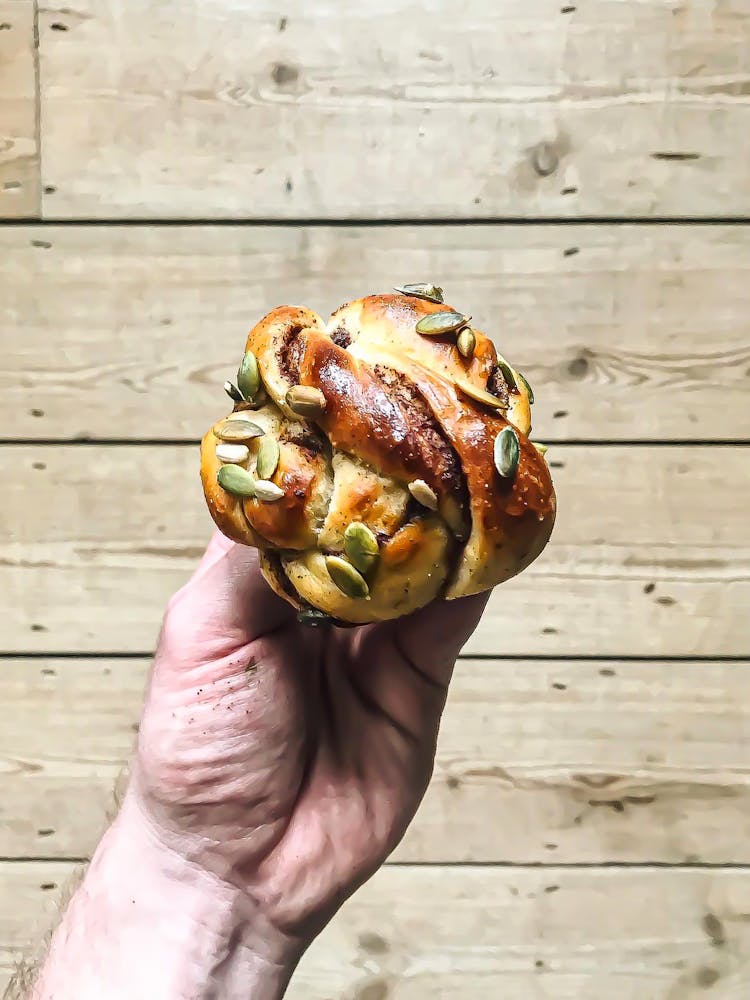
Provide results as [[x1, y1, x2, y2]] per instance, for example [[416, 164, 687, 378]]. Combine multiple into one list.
[[271, 62, 299, 88], [532, 141, 559, 177]]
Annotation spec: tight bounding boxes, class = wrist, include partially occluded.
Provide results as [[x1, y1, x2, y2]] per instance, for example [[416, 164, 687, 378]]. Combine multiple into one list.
[[35, 793, 302, 1000]]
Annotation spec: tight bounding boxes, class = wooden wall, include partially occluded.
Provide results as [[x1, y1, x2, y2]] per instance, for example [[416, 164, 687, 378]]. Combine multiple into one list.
[[1, 1, 750, 996]]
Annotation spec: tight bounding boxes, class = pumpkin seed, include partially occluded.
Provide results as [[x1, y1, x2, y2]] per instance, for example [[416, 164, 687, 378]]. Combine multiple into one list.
[[533, 441, 548, 456], [297, 608, 333, 628], [256, 437, 280, 480], [494, 427, 520, 479], [214, 417, 265, 443], [286, 384, 326, 417], [254, 479, 285, 503], [237, 350, 261, 401], [495, 354, 518, 392], [215, 443, 250, 465], [325, 555, 370, 599], [515, 370, 535, 404], [454, 376, 508, 410], [393, 283, 445, 304], [408, 479, 439, 510], [224, 380, 244, 404], [456, 327, 476, 358], [415, 310, 470, 336], [343, 522, 380, 574], [217, 464, 257, 497]]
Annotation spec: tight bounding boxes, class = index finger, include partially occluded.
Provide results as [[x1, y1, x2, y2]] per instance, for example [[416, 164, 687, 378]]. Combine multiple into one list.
[[160, 530, 296, 658]]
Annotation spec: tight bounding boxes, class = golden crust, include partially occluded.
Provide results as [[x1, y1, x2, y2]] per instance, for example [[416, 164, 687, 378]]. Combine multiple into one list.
[[200, 293, 556, 622], [200, 404, 332, 552], [281, 518, 451, 624], [332, 295, 533, 437]]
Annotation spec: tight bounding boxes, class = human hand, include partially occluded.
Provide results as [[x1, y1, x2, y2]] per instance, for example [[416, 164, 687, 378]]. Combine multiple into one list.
[[137, 532, 486, 953], [33, 530, 487, 1000]]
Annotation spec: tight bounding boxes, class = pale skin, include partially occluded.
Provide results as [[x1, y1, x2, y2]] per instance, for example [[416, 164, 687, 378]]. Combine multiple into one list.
[[29, 531, 488, 999]]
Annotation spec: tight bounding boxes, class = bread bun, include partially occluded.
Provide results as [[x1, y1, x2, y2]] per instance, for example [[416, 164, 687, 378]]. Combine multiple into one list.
[[201, 291, 556, 624]]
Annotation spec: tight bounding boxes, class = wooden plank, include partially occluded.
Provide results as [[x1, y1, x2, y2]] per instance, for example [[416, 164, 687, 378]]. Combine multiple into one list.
[[4, 658, 750, 866], [0, 659, 139, 860], [0, 0, 38, 217], [0, 861, 76, 995], [37, 0, 750, 220], [410, 658, 750, 865], [2, 444, 748, 657], [3, 224, 750, 441], [4, 862, 750, 998], [292, 867, 750, 999]]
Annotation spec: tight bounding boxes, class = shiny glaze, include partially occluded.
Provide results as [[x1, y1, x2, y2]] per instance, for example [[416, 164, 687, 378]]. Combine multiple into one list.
[[242, 458, 318, 550], [382, 520, 437, 569], [202, 292, 556, 617], [244, 305, 325, 413], [202, 408, 329, 551], [300, 334, 458, 503], [414, 370, 555, 594], [334, 295, 493, 379], [329, 294, 531, 436], [245, 305, 323, 360], [334, 295, 554, 594], [199, 429, 267, 548]]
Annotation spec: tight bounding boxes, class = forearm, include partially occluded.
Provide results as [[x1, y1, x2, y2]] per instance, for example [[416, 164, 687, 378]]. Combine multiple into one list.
[[31, 795, 300, 1000]]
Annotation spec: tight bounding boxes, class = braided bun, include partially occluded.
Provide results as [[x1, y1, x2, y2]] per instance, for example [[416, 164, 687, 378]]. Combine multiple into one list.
[[200, 291, 556, 625]]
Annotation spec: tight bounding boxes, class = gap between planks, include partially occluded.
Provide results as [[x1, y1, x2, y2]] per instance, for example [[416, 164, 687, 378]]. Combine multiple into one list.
[[6, 217, 750, 227]]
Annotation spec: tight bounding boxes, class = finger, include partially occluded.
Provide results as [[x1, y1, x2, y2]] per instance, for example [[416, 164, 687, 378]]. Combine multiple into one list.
[[392, 590, 491, 687], [189, 528, 235, 582], [145, 532, 314, 764], [161, 531, 296, 659], [341, 591, 490, 750]]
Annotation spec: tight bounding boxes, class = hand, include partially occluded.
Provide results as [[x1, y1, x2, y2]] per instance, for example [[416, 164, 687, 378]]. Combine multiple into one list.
[[32, 530, 487, 1000], [134, 531, 487, 956]]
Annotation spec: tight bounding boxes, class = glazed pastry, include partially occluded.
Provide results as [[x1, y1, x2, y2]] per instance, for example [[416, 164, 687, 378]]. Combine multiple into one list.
[[200, 287, 556, 625]]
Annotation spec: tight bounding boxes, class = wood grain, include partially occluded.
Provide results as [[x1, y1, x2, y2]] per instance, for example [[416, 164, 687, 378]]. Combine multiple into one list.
[[4, 657, 750, 866], [0, 659, 139, 860], [37, 0, 750, 219], [4, 861, 750, 998], [0, 0, 38, 217], [0, 862, 75, 995], [3, 224, 750, 440], [2, 443, 747, 657], [7, 0, 749, 987]]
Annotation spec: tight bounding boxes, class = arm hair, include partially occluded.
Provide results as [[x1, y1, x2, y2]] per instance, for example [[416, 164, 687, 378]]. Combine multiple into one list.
[[3, 770, 128, 999]]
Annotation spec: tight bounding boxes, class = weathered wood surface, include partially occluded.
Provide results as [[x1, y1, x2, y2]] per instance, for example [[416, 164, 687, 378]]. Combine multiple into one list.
[[4, 861, 750, 998], [37, 0, 750, 220], [2, 0, 747, 989], [0, 659, 138, 860], [3, 224, 750, 441], [4, 657, 750, 866], [0, 862, 74, 995], [2, 444, 748, 657], [0, 0, 38, 218]]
